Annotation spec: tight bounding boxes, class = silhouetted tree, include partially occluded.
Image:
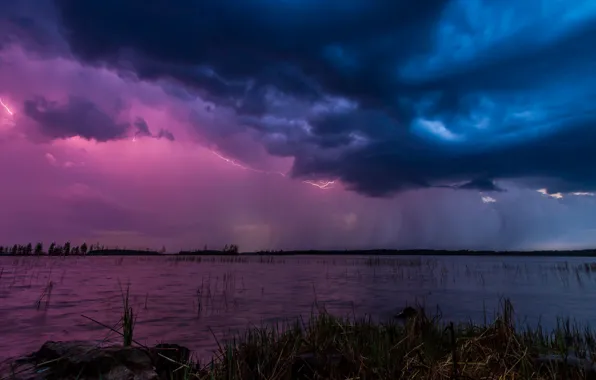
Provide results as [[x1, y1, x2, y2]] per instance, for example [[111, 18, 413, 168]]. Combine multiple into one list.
[[64, 242, 71, 256], [223, 244, 239, 255], [54, 245, 63, 255], [25, 243, 32, 255], [11, 244, 17, 255], [48, 242, 56, 255], [80, 243, 88, 255], [0, 246, 4, 254], [34, 242, 43, 255]]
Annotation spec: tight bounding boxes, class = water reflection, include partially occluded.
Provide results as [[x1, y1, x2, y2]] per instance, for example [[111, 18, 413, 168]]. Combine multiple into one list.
[[1, 255, 596, 360]]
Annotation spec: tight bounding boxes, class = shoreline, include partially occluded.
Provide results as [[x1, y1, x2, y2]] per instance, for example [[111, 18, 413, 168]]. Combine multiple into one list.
[[4, 301, 596, 379], [2, 248, 596, 257]]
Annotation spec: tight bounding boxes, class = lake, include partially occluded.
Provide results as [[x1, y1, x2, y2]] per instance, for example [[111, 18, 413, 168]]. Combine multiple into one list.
[[1, 254, 595, 360]]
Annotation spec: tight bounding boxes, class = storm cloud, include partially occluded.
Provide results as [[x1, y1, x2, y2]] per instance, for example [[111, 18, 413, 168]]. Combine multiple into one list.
[[1, 0, 596, 251], [44, 0, 596, 196], [23, 96, 132, 142], [21, 95, 175, 143]]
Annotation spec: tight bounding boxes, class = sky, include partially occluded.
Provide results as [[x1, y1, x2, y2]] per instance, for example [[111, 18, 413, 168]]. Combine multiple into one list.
[[1, 0, 596, 252]]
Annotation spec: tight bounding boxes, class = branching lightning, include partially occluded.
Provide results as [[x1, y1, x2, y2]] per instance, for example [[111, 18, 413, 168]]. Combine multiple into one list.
[[0, 96, 334, 189], [210, 150, 336, 190], [0, 98, 13, 115], [302, 179, 336, 189], [3, 95, 590, 197], [0, 97, 15, 129], [537, 188, 564, 199]]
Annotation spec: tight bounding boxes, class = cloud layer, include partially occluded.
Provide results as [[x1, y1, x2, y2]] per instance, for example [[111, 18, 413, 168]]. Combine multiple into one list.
[[48, 0, 596, 195], [1, 0, 596, 250]]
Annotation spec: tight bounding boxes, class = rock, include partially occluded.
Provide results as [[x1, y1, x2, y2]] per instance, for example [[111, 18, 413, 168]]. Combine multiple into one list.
[[394, 306, 418, 320], [151, 344, 191, 380], [2, 341, 193, 380], [4, 341, 159, 380], [36, 341, 157, 379], [103, 365, 159, 380], [0, 358, 42, 380]]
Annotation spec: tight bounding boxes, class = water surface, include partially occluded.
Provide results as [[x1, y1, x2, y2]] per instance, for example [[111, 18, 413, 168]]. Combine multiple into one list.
[[1, 255, 595, 360]]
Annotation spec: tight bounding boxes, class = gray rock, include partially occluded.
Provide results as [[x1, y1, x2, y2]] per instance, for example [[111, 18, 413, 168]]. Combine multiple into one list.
[[103, 364, 159, 380], [151, 344, 191, 380], [2, 341, 160, 380], [34, 341, 156, 379], [394, 306, 418, 320]]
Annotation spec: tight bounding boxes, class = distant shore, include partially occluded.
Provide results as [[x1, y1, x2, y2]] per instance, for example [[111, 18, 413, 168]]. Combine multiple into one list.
[[183, 248, 596, 257], [3, 248, 596, 257]]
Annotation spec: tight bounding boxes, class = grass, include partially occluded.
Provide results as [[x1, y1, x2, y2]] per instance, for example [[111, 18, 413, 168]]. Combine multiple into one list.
[[97, 299, 593, 380], [64, 287, 596, 379], [120, 283, 136, 347], [193, 303, 594, 379], [7, 256, 596, 378]]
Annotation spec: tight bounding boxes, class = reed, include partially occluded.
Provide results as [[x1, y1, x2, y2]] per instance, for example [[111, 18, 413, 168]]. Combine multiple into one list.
[[158, 299, 596, 379], [119, 283, 136, 347]]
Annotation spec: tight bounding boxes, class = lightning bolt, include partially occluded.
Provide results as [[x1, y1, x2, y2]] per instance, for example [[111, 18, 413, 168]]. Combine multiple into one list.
[[537, 188, 564, 199], [0, 98, 13, 116], [0, 98, 335, 189], [210, 150, 335, 190]]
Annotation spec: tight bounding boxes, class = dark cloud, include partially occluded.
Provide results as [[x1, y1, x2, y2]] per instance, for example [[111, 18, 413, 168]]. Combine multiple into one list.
[[156, 129, 174, 141], [457, 179, 504, 192], [23, 96, 131, 142], [43, 0, 596, 195], [133, 117, 151, 137], [134, 117, 175, 141], [22, 97, 175, 143], [133, 117, 175, 141], [0, 0, 67, 56], [52, 0, 446, 99]]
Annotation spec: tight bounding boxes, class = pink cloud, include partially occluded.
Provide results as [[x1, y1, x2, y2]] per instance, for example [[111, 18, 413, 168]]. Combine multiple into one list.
[[1, 43, 596, 252]]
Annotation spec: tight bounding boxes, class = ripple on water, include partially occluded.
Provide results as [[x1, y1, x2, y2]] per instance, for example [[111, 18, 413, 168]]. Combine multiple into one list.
[[2, 254, 596, 360]]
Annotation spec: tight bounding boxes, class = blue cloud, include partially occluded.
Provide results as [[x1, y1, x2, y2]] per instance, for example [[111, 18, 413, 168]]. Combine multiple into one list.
[[400, 0, 596, 82], [14, 0, 596, 195]]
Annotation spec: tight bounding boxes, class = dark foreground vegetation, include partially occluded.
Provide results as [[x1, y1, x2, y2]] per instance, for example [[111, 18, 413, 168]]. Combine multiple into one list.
[[4, 297, 596, 380]]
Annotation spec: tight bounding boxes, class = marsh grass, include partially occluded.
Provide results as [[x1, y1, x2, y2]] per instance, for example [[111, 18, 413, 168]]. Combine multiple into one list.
[[34, 280, 53, 310], [163, 299, 596, 380], [122, 285, 136, 347], [9, 256, 596, 296], [191, 273, 241, 317], [8, 256, 596, 379], [119, 283, 136, 347]]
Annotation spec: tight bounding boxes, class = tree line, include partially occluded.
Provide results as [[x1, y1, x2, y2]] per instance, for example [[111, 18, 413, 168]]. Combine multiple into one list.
[[0, 242, 106, 256], [0, 242, 242, 256]]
